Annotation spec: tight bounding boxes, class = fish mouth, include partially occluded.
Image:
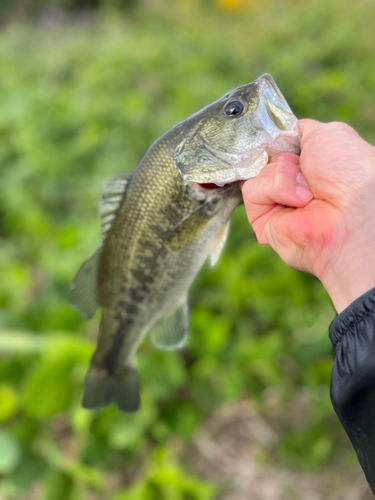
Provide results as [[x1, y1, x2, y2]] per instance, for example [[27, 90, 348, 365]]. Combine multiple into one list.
[[253, 74, 301, 150], [197, 182, 233, 190], [256, 75, 296, 126], [187, 181, 238, 202]]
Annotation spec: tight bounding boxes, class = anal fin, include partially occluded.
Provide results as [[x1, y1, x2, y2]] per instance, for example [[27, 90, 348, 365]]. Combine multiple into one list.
[[150, 295, 189, 350]]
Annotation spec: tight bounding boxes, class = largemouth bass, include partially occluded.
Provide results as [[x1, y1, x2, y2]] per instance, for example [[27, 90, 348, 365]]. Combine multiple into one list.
[[69, 74, 300, 412]]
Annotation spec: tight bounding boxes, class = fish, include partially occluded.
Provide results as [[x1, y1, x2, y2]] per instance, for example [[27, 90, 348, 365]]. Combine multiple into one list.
[[68, 74, 300, 413]]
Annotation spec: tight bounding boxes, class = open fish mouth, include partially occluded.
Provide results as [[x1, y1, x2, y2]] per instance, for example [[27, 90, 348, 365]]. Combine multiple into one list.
[[253, 74, 301, 156], [255, 74, 299, 138], [197, 182, 233, 190], [187, 181, 238, 202], [198, 183, 226, 190]]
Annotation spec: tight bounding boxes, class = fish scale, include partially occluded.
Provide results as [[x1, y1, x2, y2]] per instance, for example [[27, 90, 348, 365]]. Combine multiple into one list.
[[68, 74, 300, 412]]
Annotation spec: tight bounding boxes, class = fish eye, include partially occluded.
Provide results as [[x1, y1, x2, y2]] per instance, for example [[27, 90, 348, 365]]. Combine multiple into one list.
[[223, 100, 244, 117]]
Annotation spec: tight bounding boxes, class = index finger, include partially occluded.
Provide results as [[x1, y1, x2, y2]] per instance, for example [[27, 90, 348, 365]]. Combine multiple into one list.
[[298, 118, 323, 135], [269, 152, 300, 165]]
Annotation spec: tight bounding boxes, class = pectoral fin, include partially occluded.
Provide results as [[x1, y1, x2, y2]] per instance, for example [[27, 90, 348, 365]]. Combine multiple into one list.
[[150, 295, 189, 350], [210, 221, 230, 266], [68, 252, 99, 320]]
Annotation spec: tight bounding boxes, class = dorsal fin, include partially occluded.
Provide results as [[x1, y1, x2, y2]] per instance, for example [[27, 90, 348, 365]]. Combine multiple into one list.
[[69, 173, 131, 320], [100, 174, 131, 242]]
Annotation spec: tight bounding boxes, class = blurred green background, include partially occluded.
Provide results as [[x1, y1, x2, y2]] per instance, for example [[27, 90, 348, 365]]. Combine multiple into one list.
[[1, 0, 375, 498]]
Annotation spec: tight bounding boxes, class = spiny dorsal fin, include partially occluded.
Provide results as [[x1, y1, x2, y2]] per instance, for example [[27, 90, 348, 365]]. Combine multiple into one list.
[[150, 295, 189, 350], [68, 251, 100, 320], [210, 221, 230, 266], [100, 174, 131, 242]]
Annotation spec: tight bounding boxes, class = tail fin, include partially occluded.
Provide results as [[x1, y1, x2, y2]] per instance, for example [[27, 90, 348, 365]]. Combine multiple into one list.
[[82, 366, 140, 413]]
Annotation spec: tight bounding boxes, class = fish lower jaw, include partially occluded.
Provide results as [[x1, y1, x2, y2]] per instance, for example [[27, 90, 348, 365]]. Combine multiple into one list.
[[183, 150, 269, 187]]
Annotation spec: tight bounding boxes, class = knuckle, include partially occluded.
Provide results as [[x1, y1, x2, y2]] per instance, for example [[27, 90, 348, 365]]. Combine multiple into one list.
[[241, 181, 256, 203], [257, 162, 274, 177], [274, 162, 287, 173], [272, 173, 285, 190], [274, 161, 299, 177], [326, 121, 356, 135]]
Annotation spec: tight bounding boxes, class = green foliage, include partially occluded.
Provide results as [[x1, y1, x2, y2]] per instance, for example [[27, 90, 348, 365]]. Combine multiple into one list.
[[0, 0, 374, 497], [0, 431, 22, 475], [114, 447, 215, 500]]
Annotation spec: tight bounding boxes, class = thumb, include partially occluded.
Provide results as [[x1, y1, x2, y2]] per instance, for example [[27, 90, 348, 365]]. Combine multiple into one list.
[[298, 119, 324, 148]]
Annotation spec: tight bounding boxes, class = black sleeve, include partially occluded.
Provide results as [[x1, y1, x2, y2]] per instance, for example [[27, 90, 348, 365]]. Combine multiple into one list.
[[330, 286, 375, 494]]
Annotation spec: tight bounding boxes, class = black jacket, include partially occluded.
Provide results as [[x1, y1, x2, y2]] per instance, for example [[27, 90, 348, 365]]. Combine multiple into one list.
[[330, 287, 375, 493]]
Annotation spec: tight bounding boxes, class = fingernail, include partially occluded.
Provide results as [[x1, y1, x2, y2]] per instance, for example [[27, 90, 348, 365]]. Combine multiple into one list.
[[297, 172, 310, 188], [296, 185, 313, 202]]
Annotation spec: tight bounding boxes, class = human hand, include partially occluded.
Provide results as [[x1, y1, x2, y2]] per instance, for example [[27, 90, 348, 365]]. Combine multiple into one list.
[[241, 119, 375, 313]]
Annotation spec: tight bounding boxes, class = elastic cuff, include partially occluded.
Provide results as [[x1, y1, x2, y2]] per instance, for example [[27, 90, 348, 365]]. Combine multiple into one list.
[[330, 286, 375, 347]]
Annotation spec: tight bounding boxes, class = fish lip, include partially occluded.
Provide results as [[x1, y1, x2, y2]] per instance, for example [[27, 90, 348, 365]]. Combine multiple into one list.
[[254, 74, 300, 139], [256, 74, 291, 113]]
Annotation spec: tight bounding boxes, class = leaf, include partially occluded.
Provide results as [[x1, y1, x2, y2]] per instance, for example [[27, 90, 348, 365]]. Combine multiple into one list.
[[0, 384, 19, 423], [23, 358, 75, 418], [0, 330, 46, 355], [0, 431, 21, 475], [43, 471, 74, 500]]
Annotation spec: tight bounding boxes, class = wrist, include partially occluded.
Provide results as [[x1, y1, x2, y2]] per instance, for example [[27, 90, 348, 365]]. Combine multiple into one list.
[[319, 235, 375, 313]]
